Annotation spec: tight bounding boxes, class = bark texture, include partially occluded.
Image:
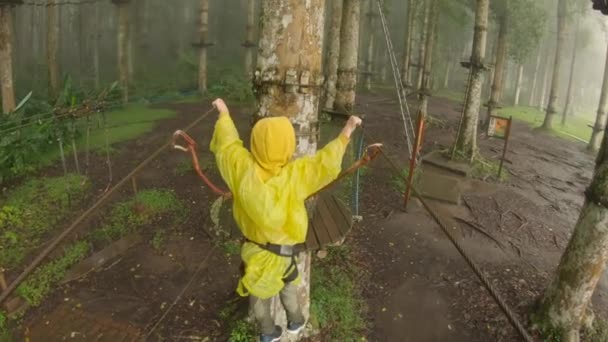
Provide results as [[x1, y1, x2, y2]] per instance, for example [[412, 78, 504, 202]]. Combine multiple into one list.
[[244, 0, 256, 77], [485, 15, 507, 126], [401, 0, 415, 87], [363, 0, 375, 91], [589, 41, 608, 152], [514, 64, 523, 106], [335, 0, 360, 112], [453, 0, 489, 159], [117, 1, 130, 103], [47, 0, 60, 99], [0, 6, 15, 114], [542, 0, 568, 130], [253, 0, 326, 331], [198, 0, 209, 95], [324, 0, 342, 109]]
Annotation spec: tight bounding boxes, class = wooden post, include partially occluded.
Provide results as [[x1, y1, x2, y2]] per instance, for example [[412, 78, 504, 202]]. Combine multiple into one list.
[[113, 0, 131, 103], [254, 0, 326, 334], [198, 0, 209, 95], [0, 1, 20, 113], [243, 0, 256, 77]]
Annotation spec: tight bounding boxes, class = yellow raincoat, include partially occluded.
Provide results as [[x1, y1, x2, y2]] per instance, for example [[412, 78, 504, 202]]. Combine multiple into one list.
[[210, 112, 349, 299]]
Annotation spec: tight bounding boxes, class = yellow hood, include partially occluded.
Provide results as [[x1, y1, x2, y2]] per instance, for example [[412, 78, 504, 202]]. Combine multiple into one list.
[[250, 117, 296, 177]]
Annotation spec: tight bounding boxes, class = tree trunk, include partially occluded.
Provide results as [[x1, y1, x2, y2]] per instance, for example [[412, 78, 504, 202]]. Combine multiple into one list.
[[485, 15, 507, 127], [335, 0, 360, 112], [514, 64, 523, 106], [402, 0, 415, 87], [589, 41, 608, 152], [198, 0, 209, 95], [0, 5, 15, 114], [417, 0, 437, 120], [541, 0, 568, 130], [416, 0, 430, 90], [253, 0, 325, 332], [529, 44, 543, 106], [244, 0, 256, 77], [443, 61, 451, 89], [323, 0, 343, 109], [92, 2, 100, 89], [116, 1, 130, 103], [539, 53, 551, 111], [47, 0, 60, 99], [562, 16, 581, 125], [453, 0, 489, 159], [363, 0, 374, 91]]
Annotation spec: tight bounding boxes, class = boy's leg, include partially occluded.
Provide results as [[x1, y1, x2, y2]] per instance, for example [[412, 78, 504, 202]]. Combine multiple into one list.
[[250, 295, 276, 335], [279, 282, 305, 325]]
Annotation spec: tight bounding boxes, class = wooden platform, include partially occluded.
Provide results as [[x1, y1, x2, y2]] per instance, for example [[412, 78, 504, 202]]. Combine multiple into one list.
[[299, 193, 353, 252]]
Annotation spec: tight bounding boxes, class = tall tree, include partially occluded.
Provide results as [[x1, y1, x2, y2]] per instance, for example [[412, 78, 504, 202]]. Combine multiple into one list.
[[417, 0, 437, 119], [402, 0, 416, 87], [563, 17, 590, 124], [363, 0, 375, 91], [115, 0, 131, 103], [47, 0, 60, 99], [485, 12, 507, 126], [589, 27, 608, 152], [452, 0, 489, 159], [528, 43, 543, 106], [253, 0, 326, 327], [198, 0, 209, 95], [323, 0, 343, 109], [92, 1, 100, 89], [513, 64, 524, 105], [244, 0, 256, 77], [415, 0, 430, 90], [534, 38, 608, 336], [335, 0, 361, 112], [541, 0, 568, 130], [0, 4, 16, 113]]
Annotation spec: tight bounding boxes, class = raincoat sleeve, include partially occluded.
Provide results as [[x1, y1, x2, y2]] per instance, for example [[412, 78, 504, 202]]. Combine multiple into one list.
[[209, 112, 253, 191], [288, 134, 350, 199]]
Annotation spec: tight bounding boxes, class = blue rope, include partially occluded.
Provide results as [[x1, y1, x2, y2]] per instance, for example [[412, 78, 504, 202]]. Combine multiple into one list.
[[352, 131, 365, 217]]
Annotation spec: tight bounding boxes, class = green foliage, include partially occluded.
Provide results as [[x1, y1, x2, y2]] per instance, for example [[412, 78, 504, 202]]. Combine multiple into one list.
[[0, 311, 9, 342], [207, 67, 255, 103], [151, 230, 166, 251], [586, 318, 608, 342], [222, 240, 241, 256], [507, 0, 547, 64], [92, 189, 184, 243], [501, 106, 593, 141], [16, 241, 89, 306], [228, 320, 257, 342], [311, 246, 366, 340], [471, 155, 508, 182], [0, 174, 90, 270]]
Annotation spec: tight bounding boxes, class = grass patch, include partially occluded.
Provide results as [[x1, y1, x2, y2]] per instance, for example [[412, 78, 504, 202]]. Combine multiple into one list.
[[471, 155, 508, 182], [500, 106, 593, 142], [151, 229, 166, 251], [434, 88, 465, 103], [0, 174, 90, 270], [228, 320, 257, 342], [311, 246, 366, 340], [392, 166, 421, 193], [222, 240, 241, 256], [92, 189, 184, 243], [16, 241, 89, 306]]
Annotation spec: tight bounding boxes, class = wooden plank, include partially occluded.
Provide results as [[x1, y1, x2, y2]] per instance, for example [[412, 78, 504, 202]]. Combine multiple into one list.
[[317, 195, 342, 243], [328, 194, 353, 236], [303, 220, 320, 251], [311, 203, 332, 246]]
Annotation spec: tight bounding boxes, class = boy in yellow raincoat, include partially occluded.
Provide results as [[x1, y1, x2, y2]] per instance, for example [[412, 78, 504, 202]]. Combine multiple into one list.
[[210, 98, 361, 342]]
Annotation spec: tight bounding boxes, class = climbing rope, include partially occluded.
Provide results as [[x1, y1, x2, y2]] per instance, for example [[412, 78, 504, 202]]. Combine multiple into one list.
[[375, 0, 416, 158], [352, 131, 366, 220]]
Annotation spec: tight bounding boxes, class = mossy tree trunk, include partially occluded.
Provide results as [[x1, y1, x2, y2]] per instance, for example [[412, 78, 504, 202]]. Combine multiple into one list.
[[541, 0, 568, 130], [47, 0, 60, 99], [335, 0, 360, 112], [324, 0, 342, 109], [453, 0, 489, 159], [415, 0, 430, 90], [0, 5, 15, 114], [253, 0, 326, 332], [589, 41, 608, 152], [417, 0, 437, 119], [485, 14, 507, 127]]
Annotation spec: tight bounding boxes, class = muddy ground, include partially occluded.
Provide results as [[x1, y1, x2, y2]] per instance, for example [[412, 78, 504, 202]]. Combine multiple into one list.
[[10, 91, 603, 341]]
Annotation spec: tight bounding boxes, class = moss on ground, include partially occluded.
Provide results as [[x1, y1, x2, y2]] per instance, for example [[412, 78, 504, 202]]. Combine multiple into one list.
[[500, 106, 592, 142]]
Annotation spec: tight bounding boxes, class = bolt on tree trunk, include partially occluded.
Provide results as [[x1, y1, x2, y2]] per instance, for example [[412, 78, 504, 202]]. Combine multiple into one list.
[[401, 0, 415, 87], [415, 0, 430, 91], [253, 0, 326, 334], [484, 15, 507, 127], [363, 0, 375, 91], [324, 0, 342, 110], [542, 0, 568, 130], [116, 0, 131, 103], [562, 17, 581, 126], [335, 0, 360, 112], [514, 64, 523, 106], [47, 0, 60, 99], [452, 0, 489, 160], [244, 0, 256, 77], [589, 41, 608, 152], [0, 5, 16, 114], [529, 43, 543, 106], [198, 0, 209, 95]]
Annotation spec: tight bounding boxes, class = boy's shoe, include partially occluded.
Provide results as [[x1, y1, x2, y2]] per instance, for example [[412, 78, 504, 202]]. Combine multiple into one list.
[[260, 326, 282, 342], [286, 321, 306, 335]]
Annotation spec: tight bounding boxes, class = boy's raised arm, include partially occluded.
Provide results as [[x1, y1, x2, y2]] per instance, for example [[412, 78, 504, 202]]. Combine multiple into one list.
[[209, 99, 253, 191]]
